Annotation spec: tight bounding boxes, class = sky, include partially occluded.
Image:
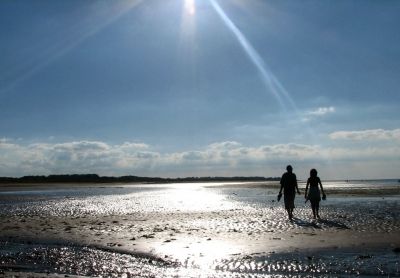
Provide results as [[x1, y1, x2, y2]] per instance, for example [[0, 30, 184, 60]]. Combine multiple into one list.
[[0, 0, 399, 179]]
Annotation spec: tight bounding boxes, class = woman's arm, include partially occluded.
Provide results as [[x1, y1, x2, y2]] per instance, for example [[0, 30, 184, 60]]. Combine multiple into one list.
[[304, 179, 309, 198], [319, 178, 325, 195]]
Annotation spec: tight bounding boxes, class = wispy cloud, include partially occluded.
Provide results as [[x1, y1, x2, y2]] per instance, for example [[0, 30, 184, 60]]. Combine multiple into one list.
[[329, 128, 400, 141], [302, 106, 335, 122], [308, 106, 335, 116]]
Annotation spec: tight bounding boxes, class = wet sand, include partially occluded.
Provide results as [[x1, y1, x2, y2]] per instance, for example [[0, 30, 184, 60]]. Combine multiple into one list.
[[0, 182, 399, 277]]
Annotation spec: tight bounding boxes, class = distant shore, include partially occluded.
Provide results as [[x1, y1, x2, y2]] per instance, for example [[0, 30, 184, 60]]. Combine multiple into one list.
[[0, 173, 279, 185]]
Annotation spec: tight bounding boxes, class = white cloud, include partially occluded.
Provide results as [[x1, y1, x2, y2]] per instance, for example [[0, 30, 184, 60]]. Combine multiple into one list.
[[307, 106, 335, 116], [302, 106, 335, 122], [208, 141, 242, 150], [118, 142, 149, 150], [0, 138, 399, 179], [329, 128, 400, 141]]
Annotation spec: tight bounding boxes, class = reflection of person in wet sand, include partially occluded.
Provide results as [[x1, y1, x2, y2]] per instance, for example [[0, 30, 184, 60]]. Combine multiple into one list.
[[304, 168, 326, 219], [278, 165, 300, 220]]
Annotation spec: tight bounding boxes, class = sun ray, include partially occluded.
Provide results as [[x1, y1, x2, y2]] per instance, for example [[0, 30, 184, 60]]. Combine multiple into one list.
[[208, 0, 326, 165], [209, 0, 298, 112], [0, 0, 144, 97]]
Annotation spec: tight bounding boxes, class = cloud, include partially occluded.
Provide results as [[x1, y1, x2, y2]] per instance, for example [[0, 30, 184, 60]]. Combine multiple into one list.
[[307, 106, 335, 116], [329, 129, 400, 141], [208, 141, 242, 150], [0, 139, 399, 178], [302, 106, 335, 122]]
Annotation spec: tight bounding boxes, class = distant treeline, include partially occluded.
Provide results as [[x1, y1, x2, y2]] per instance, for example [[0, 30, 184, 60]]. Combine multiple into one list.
[[0, 174, 280, 184]]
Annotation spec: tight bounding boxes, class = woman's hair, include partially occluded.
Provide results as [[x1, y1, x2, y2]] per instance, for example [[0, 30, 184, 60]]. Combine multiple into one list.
[[310, 168, 318, 177]]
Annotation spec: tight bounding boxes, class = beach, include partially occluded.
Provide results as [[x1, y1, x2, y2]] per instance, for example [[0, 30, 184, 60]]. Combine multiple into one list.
[[0, 181, 399, 277]]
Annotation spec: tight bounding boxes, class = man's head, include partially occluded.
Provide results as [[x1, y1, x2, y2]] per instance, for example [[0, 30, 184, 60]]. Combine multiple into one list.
[[286, 165, 293, 173]]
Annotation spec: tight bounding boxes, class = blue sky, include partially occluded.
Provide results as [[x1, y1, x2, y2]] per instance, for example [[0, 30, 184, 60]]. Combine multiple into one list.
[[1, 0, 399, 179]]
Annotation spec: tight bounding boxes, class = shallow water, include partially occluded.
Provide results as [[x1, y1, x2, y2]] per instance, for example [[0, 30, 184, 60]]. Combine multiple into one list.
[[0, 182, 399, 277], [0, 242, 399, 277]]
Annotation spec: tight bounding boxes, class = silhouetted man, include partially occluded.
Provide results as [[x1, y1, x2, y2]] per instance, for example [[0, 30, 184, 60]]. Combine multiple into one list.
[[278, 165, 300, 220]]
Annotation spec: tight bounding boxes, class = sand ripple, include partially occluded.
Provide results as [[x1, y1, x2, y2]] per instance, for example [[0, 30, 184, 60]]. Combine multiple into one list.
[[1, 242, 399, 277]]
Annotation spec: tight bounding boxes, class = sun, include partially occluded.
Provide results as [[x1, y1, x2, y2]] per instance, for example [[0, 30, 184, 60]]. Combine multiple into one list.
[[185, 0, 196, 15]]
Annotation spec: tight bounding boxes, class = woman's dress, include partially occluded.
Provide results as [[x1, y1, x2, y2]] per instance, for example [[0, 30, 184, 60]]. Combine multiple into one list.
[[307, 177, 321, 202]]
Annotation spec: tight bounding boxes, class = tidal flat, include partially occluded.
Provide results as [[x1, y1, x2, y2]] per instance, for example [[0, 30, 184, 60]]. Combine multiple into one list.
[[0, 181, 399, 277]]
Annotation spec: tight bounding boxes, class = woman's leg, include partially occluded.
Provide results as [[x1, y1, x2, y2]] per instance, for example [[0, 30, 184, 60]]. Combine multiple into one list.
[[316, 201, 320, 218], [310, 201, 316, 218]]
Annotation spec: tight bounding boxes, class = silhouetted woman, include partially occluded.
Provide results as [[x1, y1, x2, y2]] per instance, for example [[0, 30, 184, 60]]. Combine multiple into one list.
[[304, 169, 326, 219]]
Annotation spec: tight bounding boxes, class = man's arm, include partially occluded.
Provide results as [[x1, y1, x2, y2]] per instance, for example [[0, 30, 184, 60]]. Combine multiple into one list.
[[295, 174, 300, 194], [279, 183, 284, 194], [279, 175, 284, 194]]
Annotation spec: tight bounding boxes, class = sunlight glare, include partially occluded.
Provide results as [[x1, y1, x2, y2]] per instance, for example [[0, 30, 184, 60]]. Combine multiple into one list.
[[165, 184, 234, 211], [185, 0, 196, 15], [155, 236, 239, 270]]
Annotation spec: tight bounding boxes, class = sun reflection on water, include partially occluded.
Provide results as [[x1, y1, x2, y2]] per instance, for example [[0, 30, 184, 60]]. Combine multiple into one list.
[[164, 184, 231, 212], [151, 184, 243, 271], [154, 235, 240, 270]]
